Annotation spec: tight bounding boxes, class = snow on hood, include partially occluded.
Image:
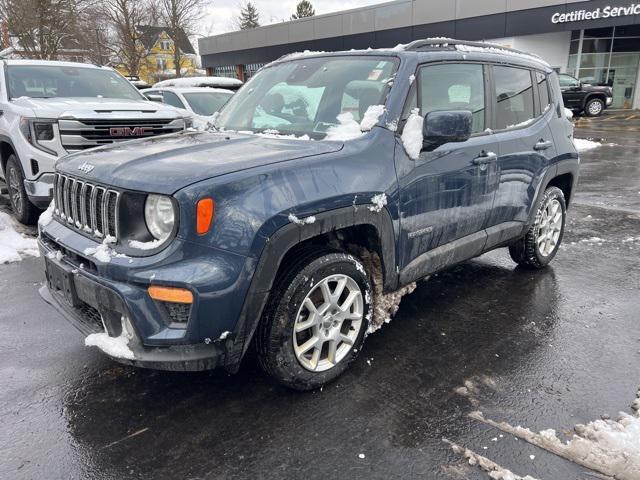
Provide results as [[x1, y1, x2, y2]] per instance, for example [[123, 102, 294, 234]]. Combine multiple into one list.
[[10, 97, 182, 119], [0, 212, 39, 264]]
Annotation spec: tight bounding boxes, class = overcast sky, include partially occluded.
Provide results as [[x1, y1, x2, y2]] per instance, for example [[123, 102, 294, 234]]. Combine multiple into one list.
[[199, 0, 390, 37]]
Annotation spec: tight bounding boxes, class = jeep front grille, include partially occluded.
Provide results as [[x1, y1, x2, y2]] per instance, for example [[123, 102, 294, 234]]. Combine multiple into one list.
[[58, 118, 184, 152], [53, 174, 119, 239]]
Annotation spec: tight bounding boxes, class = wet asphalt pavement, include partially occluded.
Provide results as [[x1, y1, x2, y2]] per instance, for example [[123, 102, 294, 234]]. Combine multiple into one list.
[[1, 114, 640, 480]]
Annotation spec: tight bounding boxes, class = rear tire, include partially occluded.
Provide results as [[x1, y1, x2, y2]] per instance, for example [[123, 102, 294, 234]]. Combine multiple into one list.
[[256, 251, 372, 391], [509, 186, 566, 269], [585, 98, 605, 117], [6, 155, 40, 225]]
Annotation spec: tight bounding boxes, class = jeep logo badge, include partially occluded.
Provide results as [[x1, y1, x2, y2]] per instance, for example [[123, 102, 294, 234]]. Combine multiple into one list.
[[109, 126, 154, 137], [77, 162, 95, 174]]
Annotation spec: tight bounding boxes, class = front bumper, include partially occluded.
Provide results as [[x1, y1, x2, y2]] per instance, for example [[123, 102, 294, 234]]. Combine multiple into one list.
[[37, 230, 248, 371], [24, 173, 55, 208]]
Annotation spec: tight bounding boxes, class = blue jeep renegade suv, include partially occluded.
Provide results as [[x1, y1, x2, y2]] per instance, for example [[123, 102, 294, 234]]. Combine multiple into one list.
[[38, 39, 579, 390]]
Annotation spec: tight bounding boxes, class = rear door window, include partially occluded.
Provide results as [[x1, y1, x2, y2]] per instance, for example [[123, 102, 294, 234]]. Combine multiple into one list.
[[417, 63, 486, 133], [536, 71, 551, 114], [494, 66, 535, 130]]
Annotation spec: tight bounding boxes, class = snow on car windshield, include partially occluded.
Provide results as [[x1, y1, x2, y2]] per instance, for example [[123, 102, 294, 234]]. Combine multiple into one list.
[[6, 66, 143, 100], [183, 91, 233, 116], [215, 56, 397, 139]]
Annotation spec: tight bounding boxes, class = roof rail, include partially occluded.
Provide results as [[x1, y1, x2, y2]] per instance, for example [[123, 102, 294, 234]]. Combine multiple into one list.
[[403, 38, 544, 62]]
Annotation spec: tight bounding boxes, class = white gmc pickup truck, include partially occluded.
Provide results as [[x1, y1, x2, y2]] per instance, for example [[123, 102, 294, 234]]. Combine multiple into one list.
[[0, 59, 189, 224]]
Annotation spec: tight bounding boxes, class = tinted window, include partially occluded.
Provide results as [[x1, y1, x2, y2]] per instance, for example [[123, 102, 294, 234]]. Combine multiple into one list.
[[558, 74, 579, 88], [418, 63, 485, 133], [536, 72, 550, 112], [162, 91, 185, 109], [494, 66, 534, 130]]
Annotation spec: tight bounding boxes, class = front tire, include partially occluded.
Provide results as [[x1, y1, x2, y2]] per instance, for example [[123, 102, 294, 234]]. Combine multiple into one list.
[[509, 186, 566, 269], [6, 155, 40, 225], [256, 251, 371, 391], [585, 98, 605, 117]]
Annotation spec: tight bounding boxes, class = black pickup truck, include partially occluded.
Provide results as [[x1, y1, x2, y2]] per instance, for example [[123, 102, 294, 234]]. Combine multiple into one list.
[[559, 73, 613, 117]]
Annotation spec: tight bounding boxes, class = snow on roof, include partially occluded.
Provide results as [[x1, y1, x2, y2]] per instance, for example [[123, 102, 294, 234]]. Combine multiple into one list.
[[153, 86, 235, 94], [152, 76, 243, 88], [4, 59, 107, 69]]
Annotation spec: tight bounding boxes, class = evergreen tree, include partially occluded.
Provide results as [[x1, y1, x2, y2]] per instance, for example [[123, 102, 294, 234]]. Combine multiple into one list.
[[291, 0, 315, 20], [238, 2, 260, 30]]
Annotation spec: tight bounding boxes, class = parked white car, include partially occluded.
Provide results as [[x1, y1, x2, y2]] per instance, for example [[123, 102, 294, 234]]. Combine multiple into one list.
[[0, 60, 189, 224], [143, 87, 234, 118]]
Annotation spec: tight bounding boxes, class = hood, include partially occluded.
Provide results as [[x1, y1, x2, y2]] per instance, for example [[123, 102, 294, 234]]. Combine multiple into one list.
[[583, 84, 613, 95], [55, 131, 343, 194], [10, 97, 183, 119]]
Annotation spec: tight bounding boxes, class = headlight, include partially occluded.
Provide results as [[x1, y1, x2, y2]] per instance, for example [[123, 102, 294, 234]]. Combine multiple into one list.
[[19, 117, 57, 155], [144, 194, 175, 243]]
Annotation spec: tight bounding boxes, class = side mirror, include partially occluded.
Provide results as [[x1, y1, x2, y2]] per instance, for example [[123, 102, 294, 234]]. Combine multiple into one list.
[[422, 110, 473, 151], [146, 94, 163, 103]]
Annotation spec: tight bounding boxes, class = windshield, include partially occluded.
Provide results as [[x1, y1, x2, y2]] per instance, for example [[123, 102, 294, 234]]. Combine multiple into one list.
[[6, 66, 144, 100], [215, 56, 397, 138], [183, 91, 233, 116]]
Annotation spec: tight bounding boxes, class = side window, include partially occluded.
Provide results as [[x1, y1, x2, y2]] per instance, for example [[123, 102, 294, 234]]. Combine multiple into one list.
[[162, 91, 186, 109], [494, 66, 534, 130], [558, 74, 578, 88], [536, 71, 551, 113], [418, 63, 485, 133]]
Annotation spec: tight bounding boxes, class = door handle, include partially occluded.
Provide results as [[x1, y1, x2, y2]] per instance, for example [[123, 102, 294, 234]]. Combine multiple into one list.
[[534, 140, 553, 151], [472, 151, 497, 165]]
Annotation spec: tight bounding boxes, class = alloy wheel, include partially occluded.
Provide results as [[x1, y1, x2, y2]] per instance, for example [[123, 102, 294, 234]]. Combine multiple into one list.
[[588, 100, 603, 115], [536, 198, 563, 257], [8, 166, 23, 216], [293, 274, 364, 372]]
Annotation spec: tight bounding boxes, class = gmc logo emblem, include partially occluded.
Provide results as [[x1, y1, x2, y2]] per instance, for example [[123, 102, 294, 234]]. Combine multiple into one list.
[[109, 126, 154, 137]]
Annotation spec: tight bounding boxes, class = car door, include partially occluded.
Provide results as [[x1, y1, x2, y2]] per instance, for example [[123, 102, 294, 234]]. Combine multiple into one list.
[[395, 62, 499, 281], [486, 66, 557, 247], [559, 74, 583, 109]]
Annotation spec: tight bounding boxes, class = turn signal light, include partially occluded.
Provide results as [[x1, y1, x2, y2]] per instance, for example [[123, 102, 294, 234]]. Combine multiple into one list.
[[148, 285, 194, 304], [197, 198, 215, 235]]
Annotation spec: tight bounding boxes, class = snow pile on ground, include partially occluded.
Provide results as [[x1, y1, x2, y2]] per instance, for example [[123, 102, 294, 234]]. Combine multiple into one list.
[[574, 138, 602, 152], [401, 108, 424, 159], [444, 439, 539, 480], [152, 76, 242, 89], [325, 112, 364, 141], [85, 331, 134, 360], [288, 213, 316, 225], [369, 193, 388, 213], [84, 236, 127, 263], [360, 105, 386, 132], [469, 388, 640, 480], [580, 236, 606, 245], [564, 108, 574, 119], [0, 212, 39, 264]]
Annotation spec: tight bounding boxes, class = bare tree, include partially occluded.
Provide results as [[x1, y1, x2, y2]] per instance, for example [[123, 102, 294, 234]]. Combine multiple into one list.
[[101, 0, 156, 76], [0, 0, 90, 59], [159, 0, 207, 78]]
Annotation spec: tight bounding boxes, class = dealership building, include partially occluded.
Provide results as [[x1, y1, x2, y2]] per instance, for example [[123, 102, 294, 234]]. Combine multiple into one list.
[[199, 0, 640, 109]]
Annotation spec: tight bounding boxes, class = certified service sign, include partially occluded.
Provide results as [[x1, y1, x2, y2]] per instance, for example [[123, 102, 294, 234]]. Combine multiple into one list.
[[552, 4, 640, 23]]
